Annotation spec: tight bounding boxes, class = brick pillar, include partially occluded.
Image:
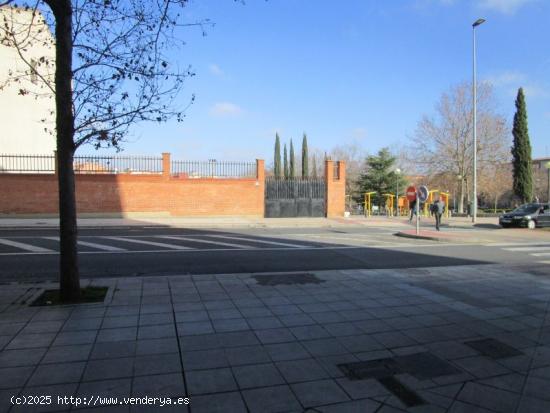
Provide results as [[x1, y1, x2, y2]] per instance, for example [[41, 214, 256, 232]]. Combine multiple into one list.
[[256, 159, 265, 218], [162, 152, 171, 180], [325, 160, 346, 218]]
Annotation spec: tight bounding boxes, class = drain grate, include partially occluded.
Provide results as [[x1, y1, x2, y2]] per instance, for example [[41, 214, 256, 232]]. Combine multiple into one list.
[[464, 338, 523, 359], [252, 273, 325, 286], [378, 376, 426, 407]]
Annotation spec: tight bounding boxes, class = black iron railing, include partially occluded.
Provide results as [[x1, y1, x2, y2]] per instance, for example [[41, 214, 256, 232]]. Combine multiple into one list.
[[73, 155, 163, 174], [171, 160, 256, 179], [0, 154, 56, 173]]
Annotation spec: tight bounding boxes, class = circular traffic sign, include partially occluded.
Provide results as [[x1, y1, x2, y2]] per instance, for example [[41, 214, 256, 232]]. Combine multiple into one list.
[[418, 185, 429, 202], [406, 186, 417, 202]]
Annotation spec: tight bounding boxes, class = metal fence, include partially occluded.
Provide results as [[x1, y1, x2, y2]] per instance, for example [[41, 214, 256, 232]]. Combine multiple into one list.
[[73, 155, 163, 174], [0, 154, 56, 173], [333, 162, 340, 180], [171, 160, 257, 179]]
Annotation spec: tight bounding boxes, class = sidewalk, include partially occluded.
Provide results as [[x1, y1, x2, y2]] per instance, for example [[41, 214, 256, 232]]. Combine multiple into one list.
[[0, 214, 499, 230], [1, 264, 550, 412]]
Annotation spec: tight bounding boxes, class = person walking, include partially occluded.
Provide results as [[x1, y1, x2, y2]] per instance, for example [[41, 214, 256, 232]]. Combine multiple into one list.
[[409, 199, 417, 222], [432, 196, 445, 231]]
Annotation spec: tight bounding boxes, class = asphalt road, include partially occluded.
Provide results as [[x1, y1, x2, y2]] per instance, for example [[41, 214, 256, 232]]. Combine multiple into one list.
[[0, 224, 549, 282]]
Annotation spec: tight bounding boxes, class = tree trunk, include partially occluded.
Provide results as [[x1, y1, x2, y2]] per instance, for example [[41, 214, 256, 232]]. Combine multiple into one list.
[[48, 0, 80, 302]]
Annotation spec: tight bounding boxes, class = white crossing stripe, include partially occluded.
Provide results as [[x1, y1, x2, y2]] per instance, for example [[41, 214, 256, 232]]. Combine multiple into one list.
[[103, 236, 193, 250], [530, 252, 550, 257], [157, 235, 255, 249], [538, 261, 550, 265], [503, 246, 550, 252], [207, 235, 308, 248], [0, 238, 54, 253], [44, 237, 127, 252]]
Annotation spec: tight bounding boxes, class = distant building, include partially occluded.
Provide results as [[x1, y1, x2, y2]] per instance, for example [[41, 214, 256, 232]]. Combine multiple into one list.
[[533, 157, 550, 171], [0, 6, 56, 160]]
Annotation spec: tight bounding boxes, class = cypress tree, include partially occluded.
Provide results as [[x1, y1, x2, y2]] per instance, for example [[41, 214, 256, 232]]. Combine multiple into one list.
[[511, 88, 533, 203], [289, 139, 295, 178], [283, 144, 289, 179], [274, 133, 281, 178], [301, 133, 309, 177], [311, 155, 317, 178]]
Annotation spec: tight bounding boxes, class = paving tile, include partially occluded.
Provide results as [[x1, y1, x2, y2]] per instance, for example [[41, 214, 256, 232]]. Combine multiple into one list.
[[7, 333, 56, 349], [278, 313, 316, 327], [317, 398, 381, 413], [91, 341, 136, 359], [178, 334, 222, 351], [452, 356, 510, 379], [338, 334, 384, 353], [233, 363, 285, 389], [134, 353, 181, 376], [138, 312, 174, 326], [174, 311, 209, 323], [247, 317, 284, 330], [137, 324, 176, 340], [291, 379, 350, 407], [0, 348, 47, 367], [83, 358, 134, 381], [269, 305, 302, 316], [96, 327, 137, 343], [22, 321, 64, 334], [225, 345, 271, 366], [0, 366, 34, 389], [182, 349, 229, 370], [302, 338, 350, 357], [191, 391, 246, 413], [275, 358, 329, 383], [185, 367, 237, 395], [177, 322, 214, 336], [42, 344, 92, 364], [76, 378, 131, 398], [265, 342, 310, 361], [132, 373, 185, 397], [135, 337, 179, 356], [208, 309, 242, 320], [0, 323, 26, 336], [101, 316, 139, 329], [523, 375, 550, 401], [212, 318, 249, 333], [218, 331, 260, 348], [336, 377, 389, 399], [242, 385, 301, 413], [52, 331, 97, 346], [254, 328, 295, 344], [516, 396, 550, 413], [372, 331, 418, 349], [62, 317, 103, 332], [457, 381, 520, 413], [28, 362, 86, 386], [239, 307, 273, 318], [323, 322, 364, 337]]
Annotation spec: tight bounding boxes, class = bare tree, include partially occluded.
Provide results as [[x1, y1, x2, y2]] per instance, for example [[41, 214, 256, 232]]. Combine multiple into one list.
[[408, 82, 510, 213], [330, 140, 368, 203], [1, 1, 204, 301], [479, 163, 512, 212]]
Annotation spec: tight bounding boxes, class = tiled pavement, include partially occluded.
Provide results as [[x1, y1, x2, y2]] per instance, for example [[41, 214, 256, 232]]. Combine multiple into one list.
[[0, 264, 549, 412]]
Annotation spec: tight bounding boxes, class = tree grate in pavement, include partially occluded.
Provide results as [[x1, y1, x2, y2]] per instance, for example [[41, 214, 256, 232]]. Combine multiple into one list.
[[464, 338, 523, 359], [252, 272, 325, 286], [338, 352, 462, 381]]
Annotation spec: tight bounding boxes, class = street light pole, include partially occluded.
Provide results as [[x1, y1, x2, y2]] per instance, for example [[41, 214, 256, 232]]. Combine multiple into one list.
[[472, 18, 485, 224], [546, 161, 550, 203]]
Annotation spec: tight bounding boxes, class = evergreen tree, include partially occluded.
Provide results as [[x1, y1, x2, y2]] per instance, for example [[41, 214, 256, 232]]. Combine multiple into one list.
[[274, 133, 282, 178], [283, 144, 289, 179], [358, 148, 407, 207], [511, 88, 533, 203], [289, 139, 296, 178], [301, 134, 309, 177], [311, 155, 318, 178]]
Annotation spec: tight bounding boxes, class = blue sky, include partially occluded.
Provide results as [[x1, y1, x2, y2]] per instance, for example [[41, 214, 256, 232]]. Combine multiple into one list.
[[82, 0, 550, 161]]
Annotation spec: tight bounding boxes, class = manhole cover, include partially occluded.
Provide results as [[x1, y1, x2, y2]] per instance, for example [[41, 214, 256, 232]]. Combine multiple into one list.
[[338, 352, 461, 381], [464, 338, 523, 359], [252, 273, 325, 286]]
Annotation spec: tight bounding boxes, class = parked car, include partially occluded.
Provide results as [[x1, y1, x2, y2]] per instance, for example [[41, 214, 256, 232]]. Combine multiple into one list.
[[499, 203, 550, 229]]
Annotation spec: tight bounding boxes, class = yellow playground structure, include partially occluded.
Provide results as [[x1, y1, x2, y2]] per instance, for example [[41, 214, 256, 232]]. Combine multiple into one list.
[[363, 190, 451, 218]]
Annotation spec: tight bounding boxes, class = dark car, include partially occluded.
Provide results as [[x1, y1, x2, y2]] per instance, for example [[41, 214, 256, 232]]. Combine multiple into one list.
[[499, 203, 550, 229]]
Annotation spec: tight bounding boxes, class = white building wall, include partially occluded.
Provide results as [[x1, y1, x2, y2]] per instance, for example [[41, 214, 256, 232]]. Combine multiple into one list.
[[0, 6, 56, 160]]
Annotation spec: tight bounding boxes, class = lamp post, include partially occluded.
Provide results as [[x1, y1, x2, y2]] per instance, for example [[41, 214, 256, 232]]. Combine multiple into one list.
[[546, 161, 550, 203], [395, 168, 401, 216], [472, 18, 486, 224]]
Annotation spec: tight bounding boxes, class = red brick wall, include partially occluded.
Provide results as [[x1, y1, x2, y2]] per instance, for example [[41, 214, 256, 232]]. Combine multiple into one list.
[[0, 160, 265, 217], [325, 160, 346, 218], [0, 158, 346, 217]]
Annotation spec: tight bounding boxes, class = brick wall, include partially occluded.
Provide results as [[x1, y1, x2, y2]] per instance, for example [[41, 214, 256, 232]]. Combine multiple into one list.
[[0, 160, 265, 217], [325, 160, 346, 218], [0, 157, 346, 217]]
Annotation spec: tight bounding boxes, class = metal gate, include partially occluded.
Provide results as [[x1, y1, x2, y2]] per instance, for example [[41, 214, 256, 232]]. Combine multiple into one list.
[[265, 177, 326, 217]]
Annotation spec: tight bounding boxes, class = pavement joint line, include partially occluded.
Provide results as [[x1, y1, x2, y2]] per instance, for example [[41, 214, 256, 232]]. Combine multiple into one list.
[[502, 246, 550, 252]]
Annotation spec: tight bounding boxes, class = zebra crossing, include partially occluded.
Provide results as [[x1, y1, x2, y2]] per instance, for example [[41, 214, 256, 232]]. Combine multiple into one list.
[[500, 243, 550, 265], [0, 234, 351, 256]]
